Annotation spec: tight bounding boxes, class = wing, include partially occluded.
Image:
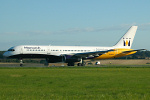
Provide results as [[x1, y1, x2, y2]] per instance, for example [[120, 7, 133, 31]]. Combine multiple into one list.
[[72, 49, 114, 58]]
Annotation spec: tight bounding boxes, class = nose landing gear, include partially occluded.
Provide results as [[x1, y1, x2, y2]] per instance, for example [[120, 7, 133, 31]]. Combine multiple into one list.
[[20, 59, 23, 67]]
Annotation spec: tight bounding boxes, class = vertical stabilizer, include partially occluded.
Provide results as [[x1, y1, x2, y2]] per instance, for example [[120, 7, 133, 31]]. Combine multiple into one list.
[[113, 26, 138, 49]]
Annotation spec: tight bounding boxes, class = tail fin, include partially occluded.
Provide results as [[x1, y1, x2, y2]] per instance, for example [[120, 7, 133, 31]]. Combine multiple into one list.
[[113, 26, 138, 49]]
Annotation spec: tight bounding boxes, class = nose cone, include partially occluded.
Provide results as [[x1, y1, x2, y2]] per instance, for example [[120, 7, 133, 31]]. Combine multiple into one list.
[[3, 52, 10, 58]]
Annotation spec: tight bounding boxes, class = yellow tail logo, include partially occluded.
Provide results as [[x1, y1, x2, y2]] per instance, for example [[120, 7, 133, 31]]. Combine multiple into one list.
[[123, 38, 130, 46]]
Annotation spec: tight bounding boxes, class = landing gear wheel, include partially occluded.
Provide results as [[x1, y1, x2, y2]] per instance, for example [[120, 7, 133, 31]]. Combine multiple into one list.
[[20, 64, 23, 67], [77, 63, 82, 66], [67, 62, 75, 66], [77, 63, 86, 66]]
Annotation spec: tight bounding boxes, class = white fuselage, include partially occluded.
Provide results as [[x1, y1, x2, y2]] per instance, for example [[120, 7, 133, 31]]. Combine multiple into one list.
[[3, 45, 114, 58]]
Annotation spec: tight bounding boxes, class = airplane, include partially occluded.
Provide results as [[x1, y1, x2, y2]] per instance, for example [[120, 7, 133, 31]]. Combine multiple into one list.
[[3, 26, 145, 66]]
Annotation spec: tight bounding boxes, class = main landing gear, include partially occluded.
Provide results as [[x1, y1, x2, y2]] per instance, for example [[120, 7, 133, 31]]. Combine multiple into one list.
[[77, 58, 86, 66], [77, 62, 86, 66], [67, 58, 86, 66], [67, 62, 75, 66]]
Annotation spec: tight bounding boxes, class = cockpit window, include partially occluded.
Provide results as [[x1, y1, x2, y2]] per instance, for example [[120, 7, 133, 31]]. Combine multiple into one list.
[[8, 49, 15, 51]]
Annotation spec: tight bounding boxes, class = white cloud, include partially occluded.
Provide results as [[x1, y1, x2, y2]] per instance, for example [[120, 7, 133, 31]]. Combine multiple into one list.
[[138, 23, 150, 30], [1, 32, 19, 35], [1, 23, 150, 36], [120, 22, 150, 30]]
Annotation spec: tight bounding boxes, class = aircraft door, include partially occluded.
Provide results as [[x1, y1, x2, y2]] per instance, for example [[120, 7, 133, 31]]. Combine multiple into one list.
[[47, 46, 51, 55], [20, 47, 23, 54]]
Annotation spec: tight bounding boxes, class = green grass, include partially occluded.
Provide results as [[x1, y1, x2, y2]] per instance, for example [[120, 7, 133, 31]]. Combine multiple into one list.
[[0, 66, 150, 100]]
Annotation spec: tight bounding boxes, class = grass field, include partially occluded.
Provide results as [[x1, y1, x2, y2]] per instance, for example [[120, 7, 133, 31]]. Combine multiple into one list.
[[0, 66, 150, 100]]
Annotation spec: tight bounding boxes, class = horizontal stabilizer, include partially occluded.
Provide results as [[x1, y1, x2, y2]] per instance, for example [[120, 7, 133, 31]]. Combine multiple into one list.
[[122, 49, 147, 53]]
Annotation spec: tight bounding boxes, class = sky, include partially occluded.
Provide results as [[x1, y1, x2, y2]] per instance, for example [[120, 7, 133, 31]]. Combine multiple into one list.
[[0, 0, 150, 50]]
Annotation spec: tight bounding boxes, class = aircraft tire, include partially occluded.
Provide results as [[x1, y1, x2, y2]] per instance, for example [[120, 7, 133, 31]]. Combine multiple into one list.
[[77, 63, 82, 66], [67, 62, 74, 66]]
